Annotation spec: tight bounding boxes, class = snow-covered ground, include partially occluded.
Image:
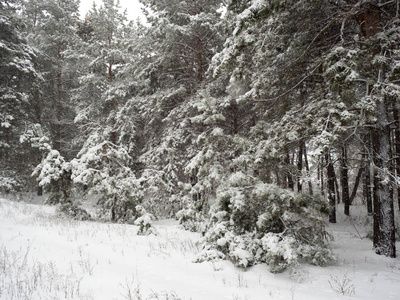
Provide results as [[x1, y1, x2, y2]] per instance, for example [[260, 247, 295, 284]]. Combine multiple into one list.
[[0, 195, 399, 300]]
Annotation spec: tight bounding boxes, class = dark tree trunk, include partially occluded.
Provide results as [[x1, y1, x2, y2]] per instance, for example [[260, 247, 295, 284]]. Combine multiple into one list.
[[353, 1, 395, 257], [286, 150, 294, 190], [334, 168, 341, 204], [108, 61, 117, 145], [54, 54, 63, 152], [275, 170, 281, 187], [365, 161, 373, 214], [37, 185, 43, 196], [393, 105, 400, 211], [341, 146, 350, 215], [319, 157, 324, 196], [364, 134, 373, 215], [372, 156, 381, 249], [196, 37, 203, 83], [326, 152, 336, 223], [350, 165, 363, 205], [303, 143, 313, 195], [371, 97, 396, 258], [297, 141, 303, 192]]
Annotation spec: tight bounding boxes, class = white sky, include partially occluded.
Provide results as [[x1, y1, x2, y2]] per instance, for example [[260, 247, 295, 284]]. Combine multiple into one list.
[[79, 0, 144, 21]]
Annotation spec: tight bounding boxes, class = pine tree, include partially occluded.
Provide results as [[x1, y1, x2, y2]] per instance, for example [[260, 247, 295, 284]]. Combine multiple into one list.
[[71, 0, 142, 221], [210, 0, 398, 257], [0, 0, 38, 190], [139, 0, 223, 92], [125, 0, 225, 215], [22, 0, 80, 158], [327, 0, 398, 258]]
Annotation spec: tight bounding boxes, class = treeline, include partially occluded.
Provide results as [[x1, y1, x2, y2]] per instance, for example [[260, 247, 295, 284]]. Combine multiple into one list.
[[1, 0, 399, 260]]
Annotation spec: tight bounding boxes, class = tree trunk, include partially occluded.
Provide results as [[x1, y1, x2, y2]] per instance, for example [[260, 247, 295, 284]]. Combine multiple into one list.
[[353, 1, 396, 257], [196, 37, 203, 83], [364, 133, 374, 215], [303, 143, 313, 195], [286, 150, 294, 190], [372, 155, 381, 249], [37, 185, 43, 196], [365, 161, 373, 214], [371, 94, 396, 258], [349, 164, 363, 205], [108, 60, 117, 145], [393, 105, 400, 211], [341, 146, 350, 215], [326, 152, 336, 223], [334, 169, 341, 204], [297, 141, 303, 192], [319, 157, 325, 196], [54, 52, 63, 152]]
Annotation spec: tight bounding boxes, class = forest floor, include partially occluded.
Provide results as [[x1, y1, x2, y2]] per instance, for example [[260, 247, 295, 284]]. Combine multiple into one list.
[[0, 194, 399, 300]]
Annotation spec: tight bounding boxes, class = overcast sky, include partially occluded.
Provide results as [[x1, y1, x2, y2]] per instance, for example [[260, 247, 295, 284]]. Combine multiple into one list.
[[79, 0, 144, 21]]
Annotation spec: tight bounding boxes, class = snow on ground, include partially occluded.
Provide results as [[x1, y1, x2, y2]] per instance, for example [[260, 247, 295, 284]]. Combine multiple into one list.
[[0, 195, 399, 300]]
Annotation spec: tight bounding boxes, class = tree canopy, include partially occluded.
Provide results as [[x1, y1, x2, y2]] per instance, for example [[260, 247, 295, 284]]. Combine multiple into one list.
[[1, 0, 399, 265]]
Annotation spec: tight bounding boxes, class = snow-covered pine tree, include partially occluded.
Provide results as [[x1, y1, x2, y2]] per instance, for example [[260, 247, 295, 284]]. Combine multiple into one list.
[[0, 0, 39, 190], [71, 0, 142, 221], [323, 0, 398, 257], [123, 0, 225, 216], [139, 0, 224, 91], [198, 0, 398, 266], [351, 0, 398, 258], [22, 0, 80, 158], [196, 180, 334, 272]]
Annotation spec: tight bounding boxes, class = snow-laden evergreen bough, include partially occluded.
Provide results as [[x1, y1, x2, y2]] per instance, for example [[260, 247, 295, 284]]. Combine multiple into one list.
[[196, 175, 334, 273], [32, 149, 72, 204], [134, 205, 156, 235], [70, 134, 143, 222]]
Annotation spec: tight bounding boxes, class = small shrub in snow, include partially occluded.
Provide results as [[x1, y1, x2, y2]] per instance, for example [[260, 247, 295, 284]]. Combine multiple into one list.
[[135, 205, 156, 235], [32, 149, 72, 204], [0, 174, 20, 193], [57, 202, 92, 221], [196, 181, 334, 272], [328, 274, 355, 296], [176, 198, 206, 232]]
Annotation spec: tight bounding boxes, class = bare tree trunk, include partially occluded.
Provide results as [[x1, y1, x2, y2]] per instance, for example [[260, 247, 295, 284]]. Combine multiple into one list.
[[341, 146, 350, 215], [286, 150, 294, 190], [364, 135, 373, 215], [350, 165, 363, 205], [326, 152, 336, 223], [196, 37, 203, 83], [297, 141, 303, 192], [108, 60, 117, 145], [393, 105, 400, 211], [372, 152, 381, 249], [275, 170, 281, 187], [319, 157, 324, 196], [334, 169, 341, 204], [54, 52, 63, 152], [372, 94, 396, 257], [365, 161, 373, 214], [303, 143, 313, 195], [353, 2, 396, 256]]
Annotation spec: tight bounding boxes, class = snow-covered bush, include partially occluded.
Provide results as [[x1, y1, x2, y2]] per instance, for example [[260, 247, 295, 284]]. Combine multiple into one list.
[[176, 197, 206, 232], [71, 136, 143, 222], [57, 202, 92, 221], [196, 181, 334, 272], [0, 174, 20, 193], [32, 150, 72, 204], [134, 205, 156, 235]]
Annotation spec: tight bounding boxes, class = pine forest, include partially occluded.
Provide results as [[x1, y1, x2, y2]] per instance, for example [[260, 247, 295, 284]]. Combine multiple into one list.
[[1, 0, 400, 281]]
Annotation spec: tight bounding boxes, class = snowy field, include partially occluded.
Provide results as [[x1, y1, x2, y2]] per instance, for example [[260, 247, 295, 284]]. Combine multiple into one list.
[[0, 195, 399, 300]]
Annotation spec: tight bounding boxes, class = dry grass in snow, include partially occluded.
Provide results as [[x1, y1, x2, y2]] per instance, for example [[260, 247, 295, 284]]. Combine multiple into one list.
[[0, 195, 399, 300]]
